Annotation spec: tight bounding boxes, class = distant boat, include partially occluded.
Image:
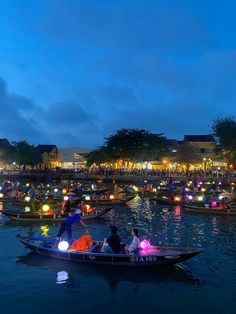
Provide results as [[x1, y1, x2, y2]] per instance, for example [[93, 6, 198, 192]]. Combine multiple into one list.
[[2, 206, 113, 221]]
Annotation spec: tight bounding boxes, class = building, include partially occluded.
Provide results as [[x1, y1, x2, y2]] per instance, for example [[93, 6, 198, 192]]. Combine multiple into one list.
[[58, 146, 92, 169], [183, 135, 216, 156], [37, 145, 58, 169]]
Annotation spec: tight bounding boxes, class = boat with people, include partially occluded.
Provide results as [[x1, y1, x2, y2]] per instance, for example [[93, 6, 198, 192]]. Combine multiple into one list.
[[17, 234, 203, 267], [2, 206, 113, 221], [84, 195, 135, 206], [182, 204, 236, 215]]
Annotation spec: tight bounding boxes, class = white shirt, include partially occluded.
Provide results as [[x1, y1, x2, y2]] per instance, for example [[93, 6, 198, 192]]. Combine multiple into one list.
[[129, 235, 140, 253]]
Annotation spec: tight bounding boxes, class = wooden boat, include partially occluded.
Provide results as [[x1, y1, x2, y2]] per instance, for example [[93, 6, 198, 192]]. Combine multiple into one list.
[[85, 195, 135, 206], [153, 196, 183, 205], [17, 234, 203, 267], [0, 197, 60, 206], [182, 204, 236, 215], [2, 206, 113, 221]]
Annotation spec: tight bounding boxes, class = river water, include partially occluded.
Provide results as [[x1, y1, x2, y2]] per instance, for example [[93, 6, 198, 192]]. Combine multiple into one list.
[[0, 195, 236, 314]]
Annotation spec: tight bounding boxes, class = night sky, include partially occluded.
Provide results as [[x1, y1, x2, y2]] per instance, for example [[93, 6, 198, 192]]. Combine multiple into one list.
[[0, 0, 236, 148]]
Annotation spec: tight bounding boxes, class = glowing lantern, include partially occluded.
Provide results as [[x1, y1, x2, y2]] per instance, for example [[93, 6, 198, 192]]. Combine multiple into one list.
[[133, 186, 139, 192], [47, 184, 50, 187], [188, 195, 193, 200], [58, 241, 69, 251], [26, 183, 30, 187], [153, 188, 157, 192], [218, 195, 223, 200], [211, 201, 217, 208], [25, 206, 31, 212], [62, 188, 67, 194], [218, 182, 222, 185], [0, 186, 2, 191], [85, 196, 90, 201], [64, 196, 69, 201], [201, 188, 206, 192], [86, 204, 90, 210], [174, 196, 181, 202], [42, 204, 50, 212], [0, 193, 3, 198], [54, 188, 58, 193], [110, 195, 115, 200], [157, 186, 161, 190], [198, 196, 203, 202], [140, 239, 151, 250], [25, 196, 31, 202]]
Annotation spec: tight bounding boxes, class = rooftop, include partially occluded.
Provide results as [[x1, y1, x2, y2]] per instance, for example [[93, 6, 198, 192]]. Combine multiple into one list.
[[184, 135, 215, 142]]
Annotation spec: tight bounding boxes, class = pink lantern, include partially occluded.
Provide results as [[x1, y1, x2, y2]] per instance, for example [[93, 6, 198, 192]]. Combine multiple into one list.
[[211, 201, 217, 208], [140, 239, 151, 250]]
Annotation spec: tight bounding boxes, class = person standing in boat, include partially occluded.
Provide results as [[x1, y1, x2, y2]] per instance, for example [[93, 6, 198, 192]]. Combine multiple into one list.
[[56, 209, 87, 243]]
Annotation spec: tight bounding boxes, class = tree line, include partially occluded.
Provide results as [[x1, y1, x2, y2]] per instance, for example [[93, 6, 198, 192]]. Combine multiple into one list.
[[86, 117, 236, 169], [0, 141, 42, 169]]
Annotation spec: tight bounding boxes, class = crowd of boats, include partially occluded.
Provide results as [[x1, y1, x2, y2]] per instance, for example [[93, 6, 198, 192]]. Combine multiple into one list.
[[1, 177, 236, 268]]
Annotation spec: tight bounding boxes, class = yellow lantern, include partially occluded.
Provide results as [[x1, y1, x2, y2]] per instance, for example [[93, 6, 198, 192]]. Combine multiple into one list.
[[42, 204, 50, 212]]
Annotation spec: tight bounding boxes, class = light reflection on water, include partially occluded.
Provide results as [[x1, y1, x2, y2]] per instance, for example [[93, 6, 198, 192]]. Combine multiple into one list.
[[0, 194, 236, 314]]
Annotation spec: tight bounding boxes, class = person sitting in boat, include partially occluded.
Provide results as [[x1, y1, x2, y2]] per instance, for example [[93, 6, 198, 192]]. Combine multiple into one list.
[[56, 209, 87, 243], [91, 193, 97, 201], [125, 228, 140, 254], [102, 225, 121, 254]]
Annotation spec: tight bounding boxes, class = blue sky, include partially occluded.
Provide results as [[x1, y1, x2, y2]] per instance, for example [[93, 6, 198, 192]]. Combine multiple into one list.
[[0, 0, 236, 147]]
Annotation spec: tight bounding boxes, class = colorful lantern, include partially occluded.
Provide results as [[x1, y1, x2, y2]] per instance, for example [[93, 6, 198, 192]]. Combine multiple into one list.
[[58, 241, 69, 251]]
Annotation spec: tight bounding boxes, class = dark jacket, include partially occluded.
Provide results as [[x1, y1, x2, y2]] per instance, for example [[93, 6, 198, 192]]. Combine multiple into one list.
[[106, 234, 121, 253]]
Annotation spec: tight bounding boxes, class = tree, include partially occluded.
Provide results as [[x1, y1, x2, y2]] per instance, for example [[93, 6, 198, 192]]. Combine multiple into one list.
[[86, 147, 112, 169], [175, 142, 201, 171], [212, 117, 236, 167], [13, 141, 42, 169], [104, 128, 167, 163]]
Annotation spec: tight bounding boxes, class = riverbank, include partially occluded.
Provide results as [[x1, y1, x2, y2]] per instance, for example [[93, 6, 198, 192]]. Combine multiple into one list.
[[0, 171, 235, 184]]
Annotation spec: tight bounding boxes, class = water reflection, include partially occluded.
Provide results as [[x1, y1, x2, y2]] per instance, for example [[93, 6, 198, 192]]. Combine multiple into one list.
[[16, 252, 201, 293], [57, 271, 69, 284]]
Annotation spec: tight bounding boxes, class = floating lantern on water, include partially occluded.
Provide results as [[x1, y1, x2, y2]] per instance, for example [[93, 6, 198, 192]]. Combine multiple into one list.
[[211, 201, 217, 208], [58, 241, 69, 251], [140, 239, 151, 250], [85, 196, 90, 201], [25, 196, 30, 202], [153, 188, 157, 192], [0, 193, 3, 198], [198, 196, 203, 202], [62, 188, 67, 194], [26, 183, 30, 187], [157, 186, 161, 190], [188, 195, 193, 200], [42, 204, 50, 212], [64, 196, 69, 201], [54, 188, 58, 193], [201, 188, 206, 192], [110, 195, 115, 200]]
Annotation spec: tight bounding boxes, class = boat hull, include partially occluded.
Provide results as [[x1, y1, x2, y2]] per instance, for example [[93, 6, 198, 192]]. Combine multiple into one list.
[[86, 196, 134, 206], [17, 235, 203, 267], [2, 206, 113, 221], [182, 204, 236, 215]]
